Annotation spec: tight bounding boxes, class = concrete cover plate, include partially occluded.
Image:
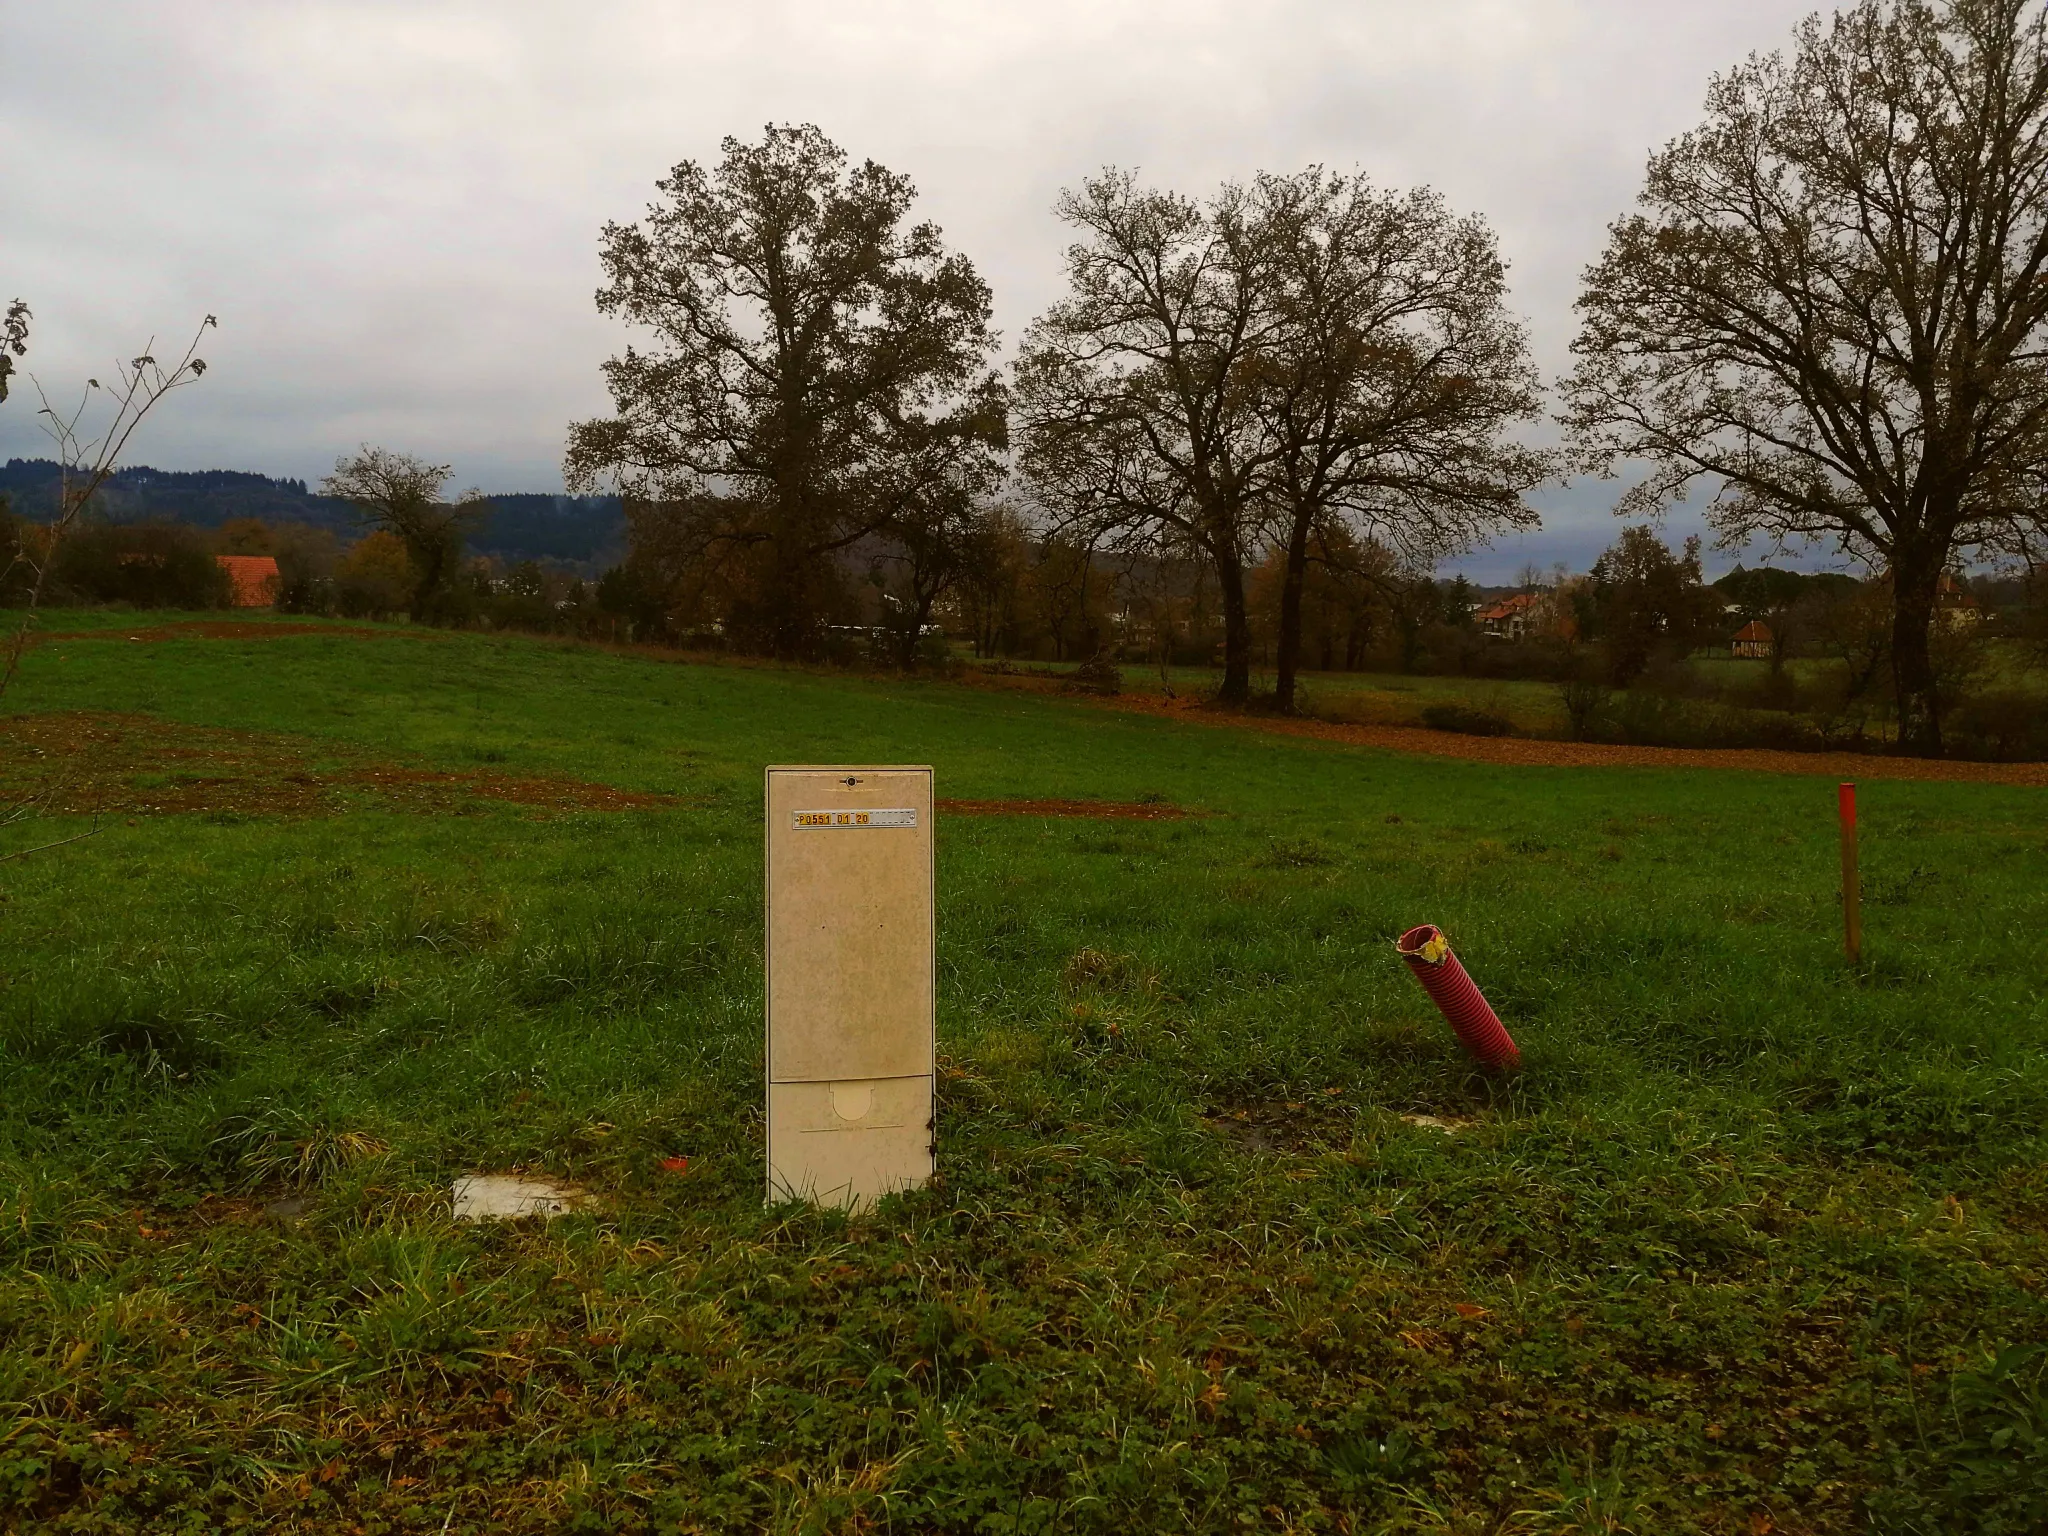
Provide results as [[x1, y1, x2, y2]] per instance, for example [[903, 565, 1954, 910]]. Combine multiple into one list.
[[451, 1173, 594, 1222]]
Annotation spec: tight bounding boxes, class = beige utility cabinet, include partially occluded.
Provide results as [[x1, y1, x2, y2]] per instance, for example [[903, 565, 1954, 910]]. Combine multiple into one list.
[[764, 766, 935, 1209]]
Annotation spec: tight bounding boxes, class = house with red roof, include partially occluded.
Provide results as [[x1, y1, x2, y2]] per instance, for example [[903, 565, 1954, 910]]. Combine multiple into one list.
[[1475, 591, 1544, 640], [1731, 619, 1773, 659], [216, 555, 280, 608]]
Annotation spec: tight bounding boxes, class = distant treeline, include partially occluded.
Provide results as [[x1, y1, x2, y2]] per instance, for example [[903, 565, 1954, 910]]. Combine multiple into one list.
[[0, 460, 624, 569]]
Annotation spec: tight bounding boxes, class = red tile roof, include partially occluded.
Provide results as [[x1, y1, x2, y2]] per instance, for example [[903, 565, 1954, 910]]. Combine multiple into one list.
[[1476, 593, 1542, 623], [216, 555, 280, 608]]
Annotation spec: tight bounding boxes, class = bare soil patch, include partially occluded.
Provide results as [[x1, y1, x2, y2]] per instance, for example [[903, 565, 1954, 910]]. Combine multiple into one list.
[[939, 797, 1190, 819], [39, 620, 445, 643], [1203, 1092, 1357, 1153], [0, 712, 677, 818], [963, 676, 2048, 787], [335, 765, 674, 814]]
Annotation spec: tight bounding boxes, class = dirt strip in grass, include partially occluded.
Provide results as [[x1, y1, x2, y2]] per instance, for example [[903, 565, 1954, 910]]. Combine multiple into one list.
[[0, 711, 678, 816]]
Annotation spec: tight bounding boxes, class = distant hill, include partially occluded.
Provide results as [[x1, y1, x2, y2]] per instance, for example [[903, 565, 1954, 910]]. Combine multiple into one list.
[[464, 493, 626, 568], [0, 459, 354, 532], [0, 460, 624, 570]]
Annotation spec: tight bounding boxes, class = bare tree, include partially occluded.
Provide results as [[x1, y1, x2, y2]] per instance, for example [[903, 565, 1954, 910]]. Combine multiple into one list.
[[1016, 172, 1281, 703], [1253, 170, 1546, 711], [867, 476, 988, 670], [565, 124, 1005, 658], [1026, 531, 1106, 663], [0, 311, 213, 863], [320, 447, 484, 622], [1113, 525, 1207, 695], [1564, 0, 2048, 753], [949, 502, 1032, 659], [1, 315, 215, 705]]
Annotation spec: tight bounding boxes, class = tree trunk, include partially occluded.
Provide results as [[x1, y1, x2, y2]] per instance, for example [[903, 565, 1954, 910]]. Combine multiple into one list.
[[1397, 596, 1424, 673], [1273, 512, 1311, 713], [409, 538, 446, 622], [1215, 542, 1251, 704], [897, 581, 938, 670], [1890, 550, 1943, 755]]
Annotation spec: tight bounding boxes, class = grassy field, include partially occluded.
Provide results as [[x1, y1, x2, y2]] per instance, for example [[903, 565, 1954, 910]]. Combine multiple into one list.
[[983, 658, 1572, 736], [2, 613, 2045, 1534], [985, 641, 2048, 741]]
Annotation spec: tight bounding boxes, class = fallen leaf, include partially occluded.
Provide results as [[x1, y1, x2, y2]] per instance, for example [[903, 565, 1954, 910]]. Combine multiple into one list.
[[1452, 1302, 1490, 1320], [662, 1156, 690, 1175]]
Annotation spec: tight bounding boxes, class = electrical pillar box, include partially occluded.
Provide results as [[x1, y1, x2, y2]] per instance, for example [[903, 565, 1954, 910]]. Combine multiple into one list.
[[764, 766, 935, 1210]]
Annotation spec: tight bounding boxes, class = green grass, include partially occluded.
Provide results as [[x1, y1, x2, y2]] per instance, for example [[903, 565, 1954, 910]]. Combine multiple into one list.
[[972, 655, 1571, 733], [1008, 639, 2048, 739], [2, 614, 2046, 1534]]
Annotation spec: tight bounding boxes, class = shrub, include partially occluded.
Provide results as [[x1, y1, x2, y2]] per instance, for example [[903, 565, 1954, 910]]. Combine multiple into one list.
[[1421, 703, 1510, 736], [1604, 688, 1831, 751], [47, 521, 231, 608], [1611, 688, 1708, 746], [1737, 667, 1803, 712], [1069, 651, 1121, 695], [1557, 677, 1612, 741], [333, 531, 412, 618], [0, 513, 38, 605], [1947, 689, 2048, 761]]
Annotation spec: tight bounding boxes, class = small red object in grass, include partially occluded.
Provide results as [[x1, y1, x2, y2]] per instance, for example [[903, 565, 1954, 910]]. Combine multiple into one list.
[[661, 1156, 690, 1175], [1395, 924, 1520, 1072]]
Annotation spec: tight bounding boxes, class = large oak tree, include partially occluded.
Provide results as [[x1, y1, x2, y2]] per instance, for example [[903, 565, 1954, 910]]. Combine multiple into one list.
[[1254, 171, 1544, 711], [566, 124, 1005, 657], [1018, 169, 1540, 707], [1015, 172, 1279, 702], [1564, 0, 2048, 753]]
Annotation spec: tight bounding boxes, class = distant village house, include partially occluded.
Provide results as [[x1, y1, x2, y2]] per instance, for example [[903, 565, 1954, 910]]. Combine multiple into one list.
[[1475, 591, 1543, 641], [216, 555, 280, 608], [1476, 586, 1581, 643], [1731, 619, 1773, 659], [1934, 572, 1981, 629]]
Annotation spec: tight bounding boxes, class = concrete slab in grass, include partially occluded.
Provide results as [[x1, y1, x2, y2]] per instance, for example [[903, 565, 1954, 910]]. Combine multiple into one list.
[[451, 1174, 596, 1222]]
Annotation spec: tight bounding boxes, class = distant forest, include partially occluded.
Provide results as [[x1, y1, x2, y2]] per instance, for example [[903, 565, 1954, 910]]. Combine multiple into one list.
[[0, 459, 624, 569]]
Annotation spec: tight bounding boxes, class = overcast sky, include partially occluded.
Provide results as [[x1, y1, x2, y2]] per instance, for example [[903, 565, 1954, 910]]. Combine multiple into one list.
[[1, 0, 1830, 579]]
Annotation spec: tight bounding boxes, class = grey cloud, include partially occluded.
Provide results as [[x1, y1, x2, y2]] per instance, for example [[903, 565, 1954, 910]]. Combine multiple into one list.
[[1, 0, 1824, 578]]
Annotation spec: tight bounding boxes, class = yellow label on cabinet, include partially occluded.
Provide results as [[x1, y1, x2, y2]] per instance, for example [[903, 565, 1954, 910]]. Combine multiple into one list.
[[791, 808, 917, 829]]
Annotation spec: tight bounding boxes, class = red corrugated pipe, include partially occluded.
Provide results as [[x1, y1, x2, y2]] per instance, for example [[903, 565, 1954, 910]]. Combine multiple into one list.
[[1395, 924, 1520, 1072]]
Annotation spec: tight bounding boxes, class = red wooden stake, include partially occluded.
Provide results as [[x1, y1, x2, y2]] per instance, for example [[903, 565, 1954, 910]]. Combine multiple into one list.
[[1839, 782, 1861, 965]]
